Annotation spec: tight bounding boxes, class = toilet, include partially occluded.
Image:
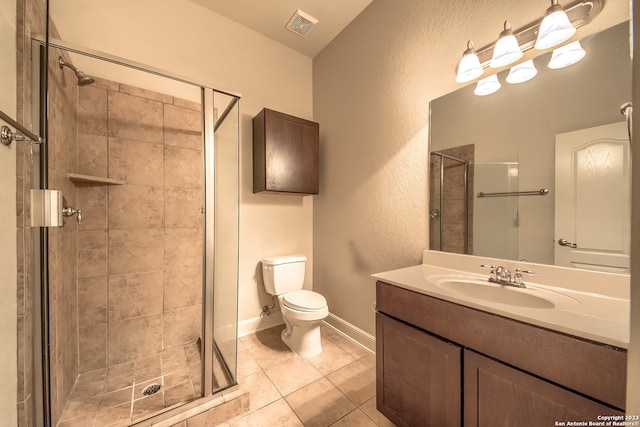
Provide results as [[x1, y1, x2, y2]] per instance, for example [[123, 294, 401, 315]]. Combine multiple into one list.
[[261, 255, 329, 357]]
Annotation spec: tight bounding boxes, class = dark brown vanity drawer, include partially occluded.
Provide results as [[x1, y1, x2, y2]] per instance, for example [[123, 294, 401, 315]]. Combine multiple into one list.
[[376, 281, 627, 409]]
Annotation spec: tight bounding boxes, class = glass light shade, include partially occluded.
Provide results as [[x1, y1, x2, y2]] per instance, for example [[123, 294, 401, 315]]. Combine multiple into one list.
[[474, 74, 501, 96], [490, 22, 523, 68], [535, 5, 576, 50], [548, 41, 586, 69], [456, 41, 484, 83], [506, 60, 538, 84], [490, 34, 523, 68]]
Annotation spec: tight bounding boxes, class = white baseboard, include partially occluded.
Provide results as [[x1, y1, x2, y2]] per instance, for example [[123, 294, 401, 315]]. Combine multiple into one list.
[[323, 313, 376, 353], [237, 312, 376, 353], [238, 312, 283, 338]]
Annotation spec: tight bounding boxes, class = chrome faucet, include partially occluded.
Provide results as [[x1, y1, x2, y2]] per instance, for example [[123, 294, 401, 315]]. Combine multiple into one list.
[[494, 265, 511, 282], [480, 264, 534, 288]]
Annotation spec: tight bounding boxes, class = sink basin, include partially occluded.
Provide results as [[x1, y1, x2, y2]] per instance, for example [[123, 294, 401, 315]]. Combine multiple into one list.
[[428, 276, 569, 309]]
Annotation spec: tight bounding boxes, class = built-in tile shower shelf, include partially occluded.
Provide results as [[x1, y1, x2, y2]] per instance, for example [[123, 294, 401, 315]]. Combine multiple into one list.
[[67, 173, 125, 186]]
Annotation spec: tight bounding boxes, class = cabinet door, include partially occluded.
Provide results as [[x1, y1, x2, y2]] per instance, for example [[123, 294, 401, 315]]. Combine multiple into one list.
[[376, 313, 462, 427], [253, 108, 319, 194], [464, 350, 623, 427]]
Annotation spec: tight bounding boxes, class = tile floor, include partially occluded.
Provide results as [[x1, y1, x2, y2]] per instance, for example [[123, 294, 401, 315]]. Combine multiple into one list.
[[57, 341, 203, 426], [219, 324, 394, 427], [57, 325, 393, 427]]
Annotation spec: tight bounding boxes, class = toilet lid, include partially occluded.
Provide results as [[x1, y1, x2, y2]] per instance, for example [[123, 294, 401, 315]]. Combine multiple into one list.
[[283, 290, 327, 311]]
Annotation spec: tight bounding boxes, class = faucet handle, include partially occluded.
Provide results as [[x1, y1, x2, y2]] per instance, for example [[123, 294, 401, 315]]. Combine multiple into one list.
[[62, 205, 83, 224], [480, 264, 496, 275], [513, 268, 535, 285]]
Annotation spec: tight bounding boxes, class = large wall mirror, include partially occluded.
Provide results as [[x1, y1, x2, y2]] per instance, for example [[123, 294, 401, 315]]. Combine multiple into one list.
[[429, 17, 631, 274]]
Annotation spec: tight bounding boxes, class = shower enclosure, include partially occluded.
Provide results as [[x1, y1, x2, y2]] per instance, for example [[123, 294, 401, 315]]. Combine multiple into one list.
[[23, 39, 240, 426], [429, 148, 472, 254]]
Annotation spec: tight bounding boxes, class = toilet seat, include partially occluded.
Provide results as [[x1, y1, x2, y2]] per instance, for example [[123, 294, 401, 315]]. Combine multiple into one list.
[[283, 290, 327, 311]]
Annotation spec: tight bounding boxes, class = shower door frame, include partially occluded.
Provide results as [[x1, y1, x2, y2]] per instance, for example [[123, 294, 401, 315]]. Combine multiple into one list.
[[429, 151, 470, 254], [36, 40, 241, 425]]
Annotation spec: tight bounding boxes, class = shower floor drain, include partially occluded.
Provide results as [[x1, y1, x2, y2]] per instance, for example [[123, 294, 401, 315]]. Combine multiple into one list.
[[142, 383, 161, 396]]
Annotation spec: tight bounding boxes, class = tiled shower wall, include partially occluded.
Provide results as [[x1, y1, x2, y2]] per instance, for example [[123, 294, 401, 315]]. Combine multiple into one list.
[[74, 78, 204, 377]]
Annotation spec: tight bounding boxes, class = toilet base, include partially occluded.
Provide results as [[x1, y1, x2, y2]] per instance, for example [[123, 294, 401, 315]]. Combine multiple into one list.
[[281, 321, 323, 358]]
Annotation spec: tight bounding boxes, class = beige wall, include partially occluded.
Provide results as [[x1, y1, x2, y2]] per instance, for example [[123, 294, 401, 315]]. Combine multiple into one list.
[[49, 0, 314, 329], [0, 0, 18, 422], [313, 0, 630, 334]]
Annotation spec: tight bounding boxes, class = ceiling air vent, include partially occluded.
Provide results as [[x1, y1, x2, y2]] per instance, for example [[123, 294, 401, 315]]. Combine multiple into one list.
[[285, 9, 318, 37]]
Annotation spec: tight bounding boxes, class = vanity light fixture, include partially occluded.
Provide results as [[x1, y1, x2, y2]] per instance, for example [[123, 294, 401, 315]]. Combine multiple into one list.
[[506, 59, 538, 84], [535, 0, 576, 50], [454, 0, 601, 83], [474, 74, 501, 96], [455, 40, 484, 83], [548, 40, 586, 68], [490, 21, 523, 68]]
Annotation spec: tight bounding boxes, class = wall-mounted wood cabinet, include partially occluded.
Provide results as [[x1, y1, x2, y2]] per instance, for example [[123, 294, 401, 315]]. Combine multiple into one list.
[[253, 108, 319, 195]]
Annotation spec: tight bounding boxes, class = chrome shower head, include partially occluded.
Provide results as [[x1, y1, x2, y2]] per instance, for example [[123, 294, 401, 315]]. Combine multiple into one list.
[[58, 57, 95, 86]]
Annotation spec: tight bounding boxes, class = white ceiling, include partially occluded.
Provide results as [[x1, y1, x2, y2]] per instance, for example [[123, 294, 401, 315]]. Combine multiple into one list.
[[189, 0, 374, 57]]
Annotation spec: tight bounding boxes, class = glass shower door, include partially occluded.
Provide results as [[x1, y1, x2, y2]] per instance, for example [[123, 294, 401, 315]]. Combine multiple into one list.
[[43, 46, 240, 425], [209, 92, 240, 390], [429, 151, 470, 254]]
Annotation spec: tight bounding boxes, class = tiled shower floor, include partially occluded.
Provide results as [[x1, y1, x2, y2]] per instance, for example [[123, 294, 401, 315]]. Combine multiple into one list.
[[57, 325, 393, 426], [57, 340, 203, 426]]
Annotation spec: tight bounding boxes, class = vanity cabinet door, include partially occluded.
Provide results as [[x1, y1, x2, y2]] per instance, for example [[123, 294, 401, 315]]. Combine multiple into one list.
[[376, 313, 462, 427], [464, 350, 623, 427]]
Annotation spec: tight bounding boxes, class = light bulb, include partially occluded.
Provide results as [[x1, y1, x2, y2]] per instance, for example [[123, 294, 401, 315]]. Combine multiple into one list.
[[490, 21, 523, 68], [548, 41, 586, 69], [474, 74, 501, 96], [456, 40, 484, 83], [535, 0, 576, 50], [506, 60, 538, 84]]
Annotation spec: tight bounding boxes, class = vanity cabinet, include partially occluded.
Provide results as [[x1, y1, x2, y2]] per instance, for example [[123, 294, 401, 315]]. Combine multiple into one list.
[[376, 281, 626, 426], [252, 108, 319, 195], [464, 350, 620, 426], [376, 313, 461, 427]]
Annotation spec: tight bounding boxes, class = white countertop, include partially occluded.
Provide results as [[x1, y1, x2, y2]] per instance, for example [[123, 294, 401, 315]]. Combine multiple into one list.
[[373, 263, 630, 349]]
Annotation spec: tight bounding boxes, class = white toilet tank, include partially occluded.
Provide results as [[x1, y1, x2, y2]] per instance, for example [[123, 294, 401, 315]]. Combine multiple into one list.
[[262, 255, 306, 295]]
